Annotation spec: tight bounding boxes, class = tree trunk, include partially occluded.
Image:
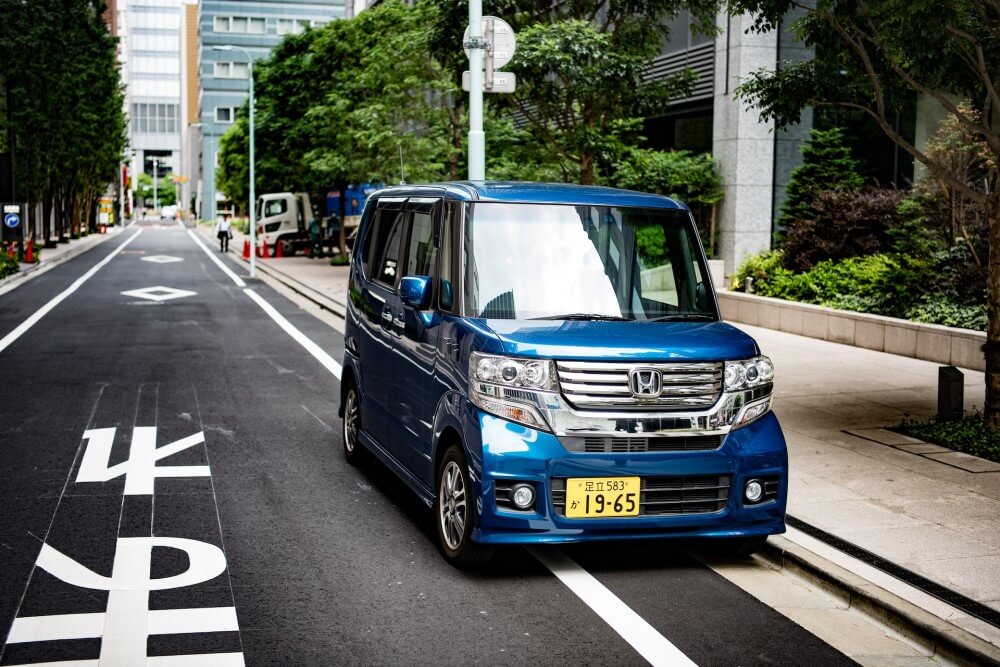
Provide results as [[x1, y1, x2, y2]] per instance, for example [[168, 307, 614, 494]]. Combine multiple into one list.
[[579, 154, 594, 185], [43, 196, 55, 247], [986, 201, 1000, 428]]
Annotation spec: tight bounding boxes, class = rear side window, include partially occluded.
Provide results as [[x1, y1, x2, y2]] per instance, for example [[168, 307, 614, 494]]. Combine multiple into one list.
[[371, 210, 407, 287]]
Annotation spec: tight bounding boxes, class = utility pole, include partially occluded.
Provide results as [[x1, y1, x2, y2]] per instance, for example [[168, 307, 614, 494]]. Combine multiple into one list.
[[467, 0, 485, 180], [153, 158, 158, 215]]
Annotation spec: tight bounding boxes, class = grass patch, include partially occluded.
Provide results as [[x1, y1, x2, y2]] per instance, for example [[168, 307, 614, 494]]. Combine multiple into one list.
[[329, 255, 350, 266], [898, 410, 1000, 464]]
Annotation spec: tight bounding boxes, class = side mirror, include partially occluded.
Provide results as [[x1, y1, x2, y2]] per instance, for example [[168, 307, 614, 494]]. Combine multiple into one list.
[[399, 275, 432, 309], [695, 281, 710, 312]]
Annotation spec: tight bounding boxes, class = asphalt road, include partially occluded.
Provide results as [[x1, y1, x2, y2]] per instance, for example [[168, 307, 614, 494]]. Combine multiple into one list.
[[0, 222, 854, 666]]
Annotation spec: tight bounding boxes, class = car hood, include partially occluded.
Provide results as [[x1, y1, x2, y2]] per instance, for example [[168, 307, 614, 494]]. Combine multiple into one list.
[[481, 320, 760, 362]]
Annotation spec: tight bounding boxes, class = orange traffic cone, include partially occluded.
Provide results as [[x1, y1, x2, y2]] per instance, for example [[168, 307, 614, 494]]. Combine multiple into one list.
[[242, 238, 250, 259], [260, 239, 270, 259], [274, 240, 284, 258], [25, 241, 33, 263]]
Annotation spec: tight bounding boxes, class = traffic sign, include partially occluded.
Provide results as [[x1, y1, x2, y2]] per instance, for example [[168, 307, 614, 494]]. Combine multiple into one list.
[[4, 212, 20, 228], [462, 70, 517, 93], [464, 16, 516, 69]]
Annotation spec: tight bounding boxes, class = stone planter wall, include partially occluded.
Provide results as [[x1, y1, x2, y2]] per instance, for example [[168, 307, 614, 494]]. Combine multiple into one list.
[[717, 290, 985, 372]]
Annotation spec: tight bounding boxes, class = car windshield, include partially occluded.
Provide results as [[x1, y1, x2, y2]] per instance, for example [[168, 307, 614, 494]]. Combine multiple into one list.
[[462, 203, 715, 321]]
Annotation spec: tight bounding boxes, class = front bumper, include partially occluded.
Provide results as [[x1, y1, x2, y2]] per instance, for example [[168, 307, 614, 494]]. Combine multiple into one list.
[[466, 408, 788, 545]]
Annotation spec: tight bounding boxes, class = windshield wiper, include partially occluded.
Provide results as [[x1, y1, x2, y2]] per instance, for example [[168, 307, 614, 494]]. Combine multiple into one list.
[[648, 313, 717, 322], [531, 313, 635, 321]]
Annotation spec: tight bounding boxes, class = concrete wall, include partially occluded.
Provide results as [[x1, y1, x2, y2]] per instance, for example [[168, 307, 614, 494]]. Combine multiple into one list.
[[718, 290, 985, 371]]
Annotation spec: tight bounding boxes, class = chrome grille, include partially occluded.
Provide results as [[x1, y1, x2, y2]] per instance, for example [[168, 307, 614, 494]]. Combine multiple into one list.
[[556, 360, 723, 410], [560, 435, 723, 453], [551, 475, 731, 516]]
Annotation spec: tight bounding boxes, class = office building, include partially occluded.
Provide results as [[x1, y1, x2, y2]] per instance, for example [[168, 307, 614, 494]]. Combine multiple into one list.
[[124, 0, 183, 195], [195, 0, 349, 221]]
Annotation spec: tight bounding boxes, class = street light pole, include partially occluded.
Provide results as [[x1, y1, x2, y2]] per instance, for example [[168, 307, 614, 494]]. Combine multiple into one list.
[[153, 158, 158, 215], [213, 45, 255, 278]]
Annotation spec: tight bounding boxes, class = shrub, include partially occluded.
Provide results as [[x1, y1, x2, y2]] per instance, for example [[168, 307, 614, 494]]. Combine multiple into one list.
[[899, 411, 1000, 464], [778, 127, 864, 232], [0, 253, 19, 279], [782, 187, 905, 271]]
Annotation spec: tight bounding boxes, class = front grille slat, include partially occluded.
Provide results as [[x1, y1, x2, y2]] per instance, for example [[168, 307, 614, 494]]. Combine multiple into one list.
[[561, 435, 723, 453], [551, 475, 730, 517], [557, 360, 723, 411]]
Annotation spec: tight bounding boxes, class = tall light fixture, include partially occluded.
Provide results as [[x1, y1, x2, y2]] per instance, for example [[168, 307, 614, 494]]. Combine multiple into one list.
[[213, 45, 255, 278]]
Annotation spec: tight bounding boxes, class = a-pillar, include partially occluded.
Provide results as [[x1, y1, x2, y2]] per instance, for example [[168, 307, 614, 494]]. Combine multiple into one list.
[[712, 11, 778, 277]]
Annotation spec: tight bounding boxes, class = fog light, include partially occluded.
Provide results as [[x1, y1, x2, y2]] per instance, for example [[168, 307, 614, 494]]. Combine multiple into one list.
[[745, 479, 763, 503], [511, 484, 535, 510]]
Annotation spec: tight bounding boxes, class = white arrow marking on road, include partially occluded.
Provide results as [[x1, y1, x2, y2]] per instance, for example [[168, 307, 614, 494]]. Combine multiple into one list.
[[121, 285, 197, 302], [0, 230, 142, 355], [76, 427, 210, 494], [141, 254, 184, 263]]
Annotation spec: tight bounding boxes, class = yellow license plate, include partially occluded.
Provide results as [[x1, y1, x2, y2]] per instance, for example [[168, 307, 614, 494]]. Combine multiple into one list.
[[565, 477, 640, 518]]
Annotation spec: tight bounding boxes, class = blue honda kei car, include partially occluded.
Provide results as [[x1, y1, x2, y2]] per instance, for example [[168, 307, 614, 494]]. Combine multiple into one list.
[[340, 182, 787, 566]]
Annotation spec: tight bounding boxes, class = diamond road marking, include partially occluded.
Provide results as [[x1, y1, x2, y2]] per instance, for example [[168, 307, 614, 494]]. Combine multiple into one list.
[[141, 255, 183, 264], [120, 286, 197, 302]]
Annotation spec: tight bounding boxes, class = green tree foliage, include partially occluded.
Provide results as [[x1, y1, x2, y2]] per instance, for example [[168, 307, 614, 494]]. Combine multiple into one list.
[[217, 115, 249, 212], [0, 0, 126, 245], [136, 173, 177, 209], [725, 0, 1000, 423], [778, 128, 863, 231], [430, 1, 720, 185]]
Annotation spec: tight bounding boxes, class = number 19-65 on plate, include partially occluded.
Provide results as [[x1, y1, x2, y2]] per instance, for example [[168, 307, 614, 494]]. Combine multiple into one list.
[[565, 477, 640, 518]]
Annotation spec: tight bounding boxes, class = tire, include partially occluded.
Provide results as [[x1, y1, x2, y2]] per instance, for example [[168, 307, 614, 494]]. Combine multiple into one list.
[[435, 445, 494, 567], [341, 382, 369, 465]]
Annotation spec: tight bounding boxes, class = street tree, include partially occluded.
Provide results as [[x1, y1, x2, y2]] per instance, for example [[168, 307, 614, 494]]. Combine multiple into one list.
[[727, 0, 1000, 424], [430, 1, 720, 185], [0, 0, 126, 245]]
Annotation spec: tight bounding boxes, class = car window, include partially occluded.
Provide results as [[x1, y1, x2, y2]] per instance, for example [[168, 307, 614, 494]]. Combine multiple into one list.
[[263, 199, 287, 217], [405, 210, 435, 277], [438, 204, 456, 311], [372, 210, 407, 287]]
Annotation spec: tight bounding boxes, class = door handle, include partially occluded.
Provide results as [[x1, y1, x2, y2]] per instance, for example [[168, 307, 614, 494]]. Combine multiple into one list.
[[380, 304, 393, 331]]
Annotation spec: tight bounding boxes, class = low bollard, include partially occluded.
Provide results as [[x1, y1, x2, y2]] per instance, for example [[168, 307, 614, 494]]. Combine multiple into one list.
[[937, 366, 964, 421]]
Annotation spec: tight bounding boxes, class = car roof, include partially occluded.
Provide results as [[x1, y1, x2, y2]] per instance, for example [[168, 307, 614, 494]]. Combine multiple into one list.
[[369, 181, 688, 210]]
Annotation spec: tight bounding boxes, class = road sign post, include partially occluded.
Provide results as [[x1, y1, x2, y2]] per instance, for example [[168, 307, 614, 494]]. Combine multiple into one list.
[[464, 14, 517, 180], [2, 202, 26, 259]]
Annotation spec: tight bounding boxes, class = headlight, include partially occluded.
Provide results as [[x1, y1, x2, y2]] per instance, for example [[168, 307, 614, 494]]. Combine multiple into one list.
[[469, 352, 557, 430], [724, 356, 774, 391], [722, 356, 774, 428]]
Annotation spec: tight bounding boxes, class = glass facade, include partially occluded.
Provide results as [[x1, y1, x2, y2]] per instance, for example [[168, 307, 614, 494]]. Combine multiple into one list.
[[126, 0, 182, 180]]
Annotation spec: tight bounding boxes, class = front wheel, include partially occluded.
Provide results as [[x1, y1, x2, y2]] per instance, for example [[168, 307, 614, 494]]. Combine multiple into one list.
[[435, 445, 493, 567]]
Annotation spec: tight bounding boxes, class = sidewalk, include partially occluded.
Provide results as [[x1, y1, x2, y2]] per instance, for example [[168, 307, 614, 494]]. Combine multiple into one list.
[[0, 226, 124, 296], [211, 225, 1000, 646]]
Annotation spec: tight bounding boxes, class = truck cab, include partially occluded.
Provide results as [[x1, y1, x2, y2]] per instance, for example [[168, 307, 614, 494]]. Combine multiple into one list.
[[256, 192, 314, 255]]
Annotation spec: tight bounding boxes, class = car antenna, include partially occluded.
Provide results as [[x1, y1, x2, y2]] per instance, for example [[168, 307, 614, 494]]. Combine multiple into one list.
[[398, 145, 406, 185]]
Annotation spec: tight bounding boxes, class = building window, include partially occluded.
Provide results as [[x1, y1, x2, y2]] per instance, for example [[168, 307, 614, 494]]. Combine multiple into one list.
[[132, 102, 178, 135], [277, 18, 313, 35], [214, 16, 265, 34], [215, 107, 234, 123], [214, 61, 248, 79]]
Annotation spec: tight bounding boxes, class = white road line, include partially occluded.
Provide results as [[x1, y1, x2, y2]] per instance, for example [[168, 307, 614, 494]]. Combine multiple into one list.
[[0, 230, 142, 355], [243, 288, 342, 379], [187, 228, 246, 287], [529, 547, 697, 667]]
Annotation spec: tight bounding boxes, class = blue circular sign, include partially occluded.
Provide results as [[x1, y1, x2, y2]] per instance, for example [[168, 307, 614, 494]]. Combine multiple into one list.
[[4, 212, 20, 228]]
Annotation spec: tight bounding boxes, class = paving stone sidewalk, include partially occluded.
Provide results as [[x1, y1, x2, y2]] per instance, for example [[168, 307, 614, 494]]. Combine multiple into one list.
[[216, 226, 999, 643]]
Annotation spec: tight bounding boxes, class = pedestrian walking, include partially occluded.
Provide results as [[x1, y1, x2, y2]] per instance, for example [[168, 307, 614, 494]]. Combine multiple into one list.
[[216, 215, 233, 252]]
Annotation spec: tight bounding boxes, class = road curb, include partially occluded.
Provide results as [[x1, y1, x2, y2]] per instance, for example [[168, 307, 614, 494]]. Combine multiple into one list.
[[760, 535, 1000, 665], [0, 229, 121, 297], [196, 225, 348, 318]]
